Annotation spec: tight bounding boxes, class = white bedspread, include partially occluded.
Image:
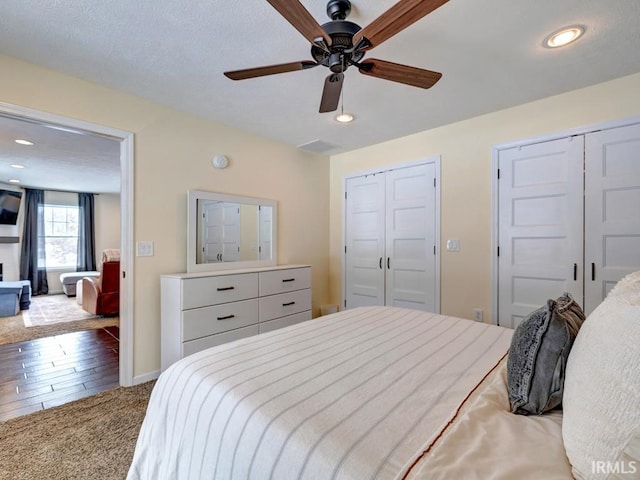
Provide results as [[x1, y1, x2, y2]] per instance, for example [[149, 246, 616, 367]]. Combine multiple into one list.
[[128, 306, 513, 480]]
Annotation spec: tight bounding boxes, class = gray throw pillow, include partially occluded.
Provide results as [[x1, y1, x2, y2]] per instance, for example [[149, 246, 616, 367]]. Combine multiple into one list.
[[507, 292, 585, 415]]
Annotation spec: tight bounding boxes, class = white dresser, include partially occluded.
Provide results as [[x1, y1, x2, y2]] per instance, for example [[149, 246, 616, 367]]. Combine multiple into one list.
[[160, 265, 311, 371]]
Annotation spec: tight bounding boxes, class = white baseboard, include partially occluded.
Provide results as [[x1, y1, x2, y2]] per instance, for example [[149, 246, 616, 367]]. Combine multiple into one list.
[[132, 370, 160, 385]]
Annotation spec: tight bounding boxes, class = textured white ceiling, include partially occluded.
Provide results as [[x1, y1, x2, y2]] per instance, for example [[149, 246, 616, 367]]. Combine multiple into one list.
[[0, 0, 640, 191], [0, 115, 120, 193]]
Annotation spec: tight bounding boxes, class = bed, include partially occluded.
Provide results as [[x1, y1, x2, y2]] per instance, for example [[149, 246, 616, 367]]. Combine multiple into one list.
[[128, 273, 640, 480]]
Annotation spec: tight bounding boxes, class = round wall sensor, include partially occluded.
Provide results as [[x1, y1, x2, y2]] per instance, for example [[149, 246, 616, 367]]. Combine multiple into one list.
[[212, 155, 229, 169]]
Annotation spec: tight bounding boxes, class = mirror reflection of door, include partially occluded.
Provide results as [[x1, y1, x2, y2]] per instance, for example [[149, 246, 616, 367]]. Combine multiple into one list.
[[259, 206, 272, 261], [198, 201, 241, 263], [221, 203, 241, 262]]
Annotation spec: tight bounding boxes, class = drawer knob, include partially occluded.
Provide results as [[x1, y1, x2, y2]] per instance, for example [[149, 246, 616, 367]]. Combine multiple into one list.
[[217, 314, 236, 320], [282, 278, 295, 283], [282, 301, 296, 307], [216, 286, 235, 291]]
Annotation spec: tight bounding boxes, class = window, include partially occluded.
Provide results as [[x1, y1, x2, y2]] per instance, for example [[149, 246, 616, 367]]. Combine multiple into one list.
[[38, 204, 79, 268]]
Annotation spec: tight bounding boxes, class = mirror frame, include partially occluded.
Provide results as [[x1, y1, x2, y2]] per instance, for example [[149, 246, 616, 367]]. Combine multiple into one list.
[[187, 189, 278, 273]]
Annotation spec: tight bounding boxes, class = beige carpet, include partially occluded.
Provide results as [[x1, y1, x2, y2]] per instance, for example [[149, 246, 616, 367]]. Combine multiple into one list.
[[0, 294, 119, 346], [0, 382, 154, 480]]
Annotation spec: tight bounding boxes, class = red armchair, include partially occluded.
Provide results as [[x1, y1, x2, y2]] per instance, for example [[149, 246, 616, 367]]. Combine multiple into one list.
[[82, 261, 120, 315]]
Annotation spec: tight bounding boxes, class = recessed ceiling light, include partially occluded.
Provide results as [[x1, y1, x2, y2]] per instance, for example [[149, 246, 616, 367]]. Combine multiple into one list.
[[14, 139, 34, 146], [335, 112, 354, 123], [545, 26, 584, 48], [8, 179, 21, 184], [10, 164, 25, 169]]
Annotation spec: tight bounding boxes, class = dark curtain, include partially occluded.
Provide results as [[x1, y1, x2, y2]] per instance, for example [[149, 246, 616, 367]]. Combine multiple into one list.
[[19, 189, 48, 295], [77, 192, 97, 272]]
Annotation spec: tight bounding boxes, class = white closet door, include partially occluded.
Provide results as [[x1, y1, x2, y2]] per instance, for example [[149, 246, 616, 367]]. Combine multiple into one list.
[[585, 123, 640, 314], [202, 201, 223, 263], [498, 137, 584, 328], [384, 164, 437, 311], [345, 174, 386, 308], [258, 205, 272, 260], [222, 203, 241, 262]]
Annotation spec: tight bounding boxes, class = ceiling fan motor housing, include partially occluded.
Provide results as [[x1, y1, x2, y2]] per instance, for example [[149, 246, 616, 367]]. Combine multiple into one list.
[[311, 20, 364, 72]]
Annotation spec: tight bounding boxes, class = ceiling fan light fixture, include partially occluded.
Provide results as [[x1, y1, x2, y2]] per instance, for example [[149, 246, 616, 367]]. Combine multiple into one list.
[[335, 112, 354, 123], [544, 26, 584, 48]]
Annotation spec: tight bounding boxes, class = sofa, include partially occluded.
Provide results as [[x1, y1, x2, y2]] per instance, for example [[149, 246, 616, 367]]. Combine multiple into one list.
[[60, 271, 100, 296], [82, 260, 119, 315], [0, 280, 32, 317]]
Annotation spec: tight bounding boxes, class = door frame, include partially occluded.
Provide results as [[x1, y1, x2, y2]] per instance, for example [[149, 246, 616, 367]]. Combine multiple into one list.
[[342, 156, 441, 313], [491, 114, 640, 325], [0, 101, 135, 386]]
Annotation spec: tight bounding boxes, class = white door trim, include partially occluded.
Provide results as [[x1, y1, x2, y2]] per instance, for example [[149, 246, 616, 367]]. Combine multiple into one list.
[[491, 114, 640, 325], [0, 101, 135, 386], [341, 156, 441, 313]]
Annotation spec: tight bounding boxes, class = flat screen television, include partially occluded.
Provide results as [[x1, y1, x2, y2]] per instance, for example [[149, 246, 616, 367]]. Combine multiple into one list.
[[0, 189, 22, 225]]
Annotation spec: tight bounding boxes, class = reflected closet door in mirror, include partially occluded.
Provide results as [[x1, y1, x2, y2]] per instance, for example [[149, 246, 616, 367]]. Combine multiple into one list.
[[187, 190, 277, 273]]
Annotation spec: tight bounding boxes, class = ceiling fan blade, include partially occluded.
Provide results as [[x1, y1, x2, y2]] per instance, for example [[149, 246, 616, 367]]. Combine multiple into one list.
[[224, 61, 318, 80], [353, 0, 449, 51], [319, 73, 344, 113], [266, 0, 332, 47], [358, 58, 442, 89]]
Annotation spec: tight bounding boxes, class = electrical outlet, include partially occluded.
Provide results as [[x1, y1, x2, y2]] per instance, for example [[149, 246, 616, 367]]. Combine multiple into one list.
[[446, 239, 460, 252], [136, 241, 154, 257], [473, 308, 483, 322]]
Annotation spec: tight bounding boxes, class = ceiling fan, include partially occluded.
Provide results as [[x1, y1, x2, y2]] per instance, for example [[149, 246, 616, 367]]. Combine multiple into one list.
[[224, 0, 449, 113]]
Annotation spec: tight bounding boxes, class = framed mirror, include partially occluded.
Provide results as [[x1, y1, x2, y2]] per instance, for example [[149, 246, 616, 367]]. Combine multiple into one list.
[[187, 190, 277, 272]]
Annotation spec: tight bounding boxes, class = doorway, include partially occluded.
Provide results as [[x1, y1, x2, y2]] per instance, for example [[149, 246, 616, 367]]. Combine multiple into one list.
[[0, 100, 134, 387]]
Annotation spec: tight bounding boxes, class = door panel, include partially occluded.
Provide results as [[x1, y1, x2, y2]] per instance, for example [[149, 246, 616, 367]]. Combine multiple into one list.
[[345, 174, 386, 308], [202, 202, 223, 263], [222, 203, 241, 262], [385, 164, 437, 312], [585, 123, 640, 314], [498, 137, 584, 328], [258, 206, 272, 260]]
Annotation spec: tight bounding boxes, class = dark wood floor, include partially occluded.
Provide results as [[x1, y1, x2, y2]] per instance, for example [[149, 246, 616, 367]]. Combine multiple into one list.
[[0, 326, 119, 422]]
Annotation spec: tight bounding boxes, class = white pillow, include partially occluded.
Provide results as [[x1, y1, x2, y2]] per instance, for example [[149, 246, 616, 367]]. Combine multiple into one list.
[[562, 286, 640, 479], [606, 270, 640, 305]]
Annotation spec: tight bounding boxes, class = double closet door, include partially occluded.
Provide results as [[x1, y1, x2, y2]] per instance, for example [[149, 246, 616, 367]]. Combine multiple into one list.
[[199, 201, 241, 263], [344, 162, 439, 312], [497, 122, 640, 328]]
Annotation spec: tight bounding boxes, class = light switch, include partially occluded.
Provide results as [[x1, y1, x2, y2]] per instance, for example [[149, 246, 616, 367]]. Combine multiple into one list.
[[136, 241, 154, 257], [446, 239, 460, 252]]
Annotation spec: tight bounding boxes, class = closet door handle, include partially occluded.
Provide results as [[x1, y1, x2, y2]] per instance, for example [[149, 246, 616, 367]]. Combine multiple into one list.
[[387, 257, 390, 269], [379, 257, 382, 269], [573, 263, 577, 281], [591, 263, 596, 281]]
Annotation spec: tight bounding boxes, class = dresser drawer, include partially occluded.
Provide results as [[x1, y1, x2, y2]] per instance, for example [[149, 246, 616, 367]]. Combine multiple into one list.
[[259, 288, 311, 322], [182, 298, 258, 341], [182, 273, 258, 309], [259, 267, 311, 296], [182, 324, 260, 357], [259, 310, 311, 334]]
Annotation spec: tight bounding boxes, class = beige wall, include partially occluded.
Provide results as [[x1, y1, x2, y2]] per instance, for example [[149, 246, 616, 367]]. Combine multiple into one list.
[[0, 53, 331, 379], [329, 72, 640, 321], [95, 193, 121, 256]]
